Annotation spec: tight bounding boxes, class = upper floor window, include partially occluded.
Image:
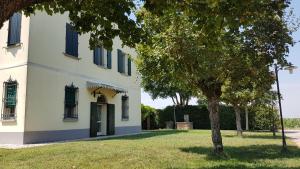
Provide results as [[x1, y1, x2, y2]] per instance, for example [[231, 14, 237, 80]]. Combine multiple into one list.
[[121, 95, 129, 120], [2, 79, 18, 120], [118, 49, 131, 76], [93, 47, 112, 69], [7, 13, 22, 46], [65, 23, 78, 57], [64, 84, 78, 119]]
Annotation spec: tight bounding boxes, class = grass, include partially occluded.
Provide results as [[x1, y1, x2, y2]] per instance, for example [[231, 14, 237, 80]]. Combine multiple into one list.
[[0, 130, 300, 169]]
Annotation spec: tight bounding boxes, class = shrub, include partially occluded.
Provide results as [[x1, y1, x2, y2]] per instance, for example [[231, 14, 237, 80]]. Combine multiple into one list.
[[284, 118, 300, 129], [157, 105, 246, 130]]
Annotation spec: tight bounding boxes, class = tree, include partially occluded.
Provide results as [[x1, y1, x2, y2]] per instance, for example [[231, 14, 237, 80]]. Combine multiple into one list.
[[138, 59, 195, 106], [136, 1, 293, 154], [221, 66, 274, 136], [0, 0, 141, 49]]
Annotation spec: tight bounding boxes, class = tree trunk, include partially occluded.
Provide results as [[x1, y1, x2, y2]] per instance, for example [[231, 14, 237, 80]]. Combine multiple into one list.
[[245, 106, 249, 131], [207, 96, 223, 154], [147, 116, 151, 130], [0, 0, 50, 29], [233, 105, 243, 136]]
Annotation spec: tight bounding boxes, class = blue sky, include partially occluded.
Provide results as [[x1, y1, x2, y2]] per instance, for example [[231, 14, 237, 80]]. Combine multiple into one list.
[[141, 0, 300, 118]]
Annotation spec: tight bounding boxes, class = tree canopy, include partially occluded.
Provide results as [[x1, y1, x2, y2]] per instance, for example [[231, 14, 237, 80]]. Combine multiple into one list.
[[0, 0, 141, 49], [136, 0, 293, 153]]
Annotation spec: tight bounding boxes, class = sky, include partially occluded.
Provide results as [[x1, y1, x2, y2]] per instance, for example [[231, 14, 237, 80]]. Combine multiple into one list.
[[141, 0, 300, 118]]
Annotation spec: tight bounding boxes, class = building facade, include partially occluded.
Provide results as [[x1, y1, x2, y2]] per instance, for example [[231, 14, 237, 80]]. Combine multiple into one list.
[[0, 12, 141, 144]]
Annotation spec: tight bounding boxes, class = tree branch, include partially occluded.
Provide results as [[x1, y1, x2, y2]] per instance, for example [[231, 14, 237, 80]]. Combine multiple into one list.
[[0, 0, 50, 28]]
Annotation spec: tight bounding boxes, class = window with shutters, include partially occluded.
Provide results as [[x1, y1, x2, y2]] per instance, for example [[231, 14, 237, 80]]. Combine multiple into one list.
[[121, 96, 129, 120], [65, 23, 78, 57], [1, 79, 18, 120], [118, 49, 131, 76], [7, 13, 22, 46], [64, 84, 78, 119], [93, 47, 112, 69]]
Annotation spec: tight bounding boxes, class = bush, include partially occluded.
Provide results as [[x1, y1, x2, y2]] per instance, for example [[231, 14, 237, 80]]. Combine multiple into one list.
[[248, 105, 280, 131], [284, 118, 300, 129], [141, 104, 159, 130]]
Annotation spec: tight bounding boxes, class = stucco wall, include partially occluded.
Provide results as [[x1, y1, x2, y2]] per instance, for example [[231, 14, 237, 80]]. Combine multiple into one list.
[[0, 13, 30, 134], [25, 11, 141, 133]]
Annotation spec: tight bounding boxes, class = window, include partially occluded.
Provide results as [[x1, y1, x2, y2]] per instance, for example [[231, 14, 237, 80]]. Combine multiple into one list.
[[2, 79, 18, 120], [94, 47, 112, 69], [118, 49, 131, 76], [121, 96, 129, 120], [65, 23, 78, 57], [7, 13, 21, 46], [64, 84, 78, 119]]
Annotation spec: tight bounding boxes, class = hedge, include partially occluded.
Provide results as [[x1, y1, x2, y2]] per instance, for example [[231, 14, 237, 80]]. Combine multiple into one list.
[[157, 105, 248, 130]]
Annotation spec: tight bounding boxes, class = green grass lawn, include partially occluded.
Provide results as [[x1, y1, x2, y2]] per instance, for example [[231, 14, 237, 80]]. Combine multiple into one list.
[[1, 130, 300, 169]]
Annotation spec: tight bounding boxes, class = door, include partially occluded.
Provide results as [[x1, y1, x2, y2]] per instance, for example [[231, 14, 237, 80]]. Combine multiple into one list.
[[107, 104, 115, 135]]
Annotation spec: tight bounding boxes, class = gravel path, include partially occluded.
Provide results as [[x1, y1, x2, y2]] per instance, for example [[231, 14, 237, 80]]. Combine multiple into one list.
[[286, 130, 300, 147]]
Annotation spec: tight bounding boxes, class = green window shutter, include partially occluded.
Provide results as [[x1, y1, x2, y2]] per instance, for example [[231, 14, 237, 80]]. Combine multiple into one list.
[[107, 50, 112, 69], [65, 87, 76, 107], [128, 58, 131, 76], [5, 83, 17, 108], [118, 49, 122, 73]]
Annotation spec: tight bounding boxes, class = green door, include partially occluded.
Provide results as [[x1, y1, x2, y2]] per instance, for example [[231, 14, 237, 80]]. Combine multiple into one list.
[[90, 102, 98, 137], [107, 104, 115, 135]]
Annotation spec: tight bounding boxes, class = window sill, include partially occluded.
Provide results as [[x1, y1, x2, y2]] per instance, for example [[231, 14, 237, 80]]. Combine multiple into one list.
[[0, 118, 17, 122], [3, 43, 22, 49], [95, 64, 108, 69], [119, 73, 130, 77], [63, 53, 81, 60], [121, 118, 129, 121], [63, 118, 78, 122]]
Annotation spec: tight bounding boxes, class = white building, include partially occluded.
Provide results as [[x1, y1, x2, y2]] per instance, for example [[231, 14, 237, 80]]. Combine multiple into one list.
[[0, 12, 141, 144]]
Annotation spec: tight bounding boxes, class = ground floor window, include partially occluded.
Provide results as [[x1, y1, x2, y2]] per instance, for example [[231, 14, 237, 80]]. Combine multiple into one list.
[[64, 84, 78, 119], [122, 95, 129, 120], [2, 79, 18, 120]]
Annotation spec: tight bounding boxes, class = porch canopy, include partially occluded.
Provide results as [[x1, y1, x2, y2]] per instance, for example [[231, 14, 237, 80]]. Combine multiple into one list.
[[87, 81, 127, 97]]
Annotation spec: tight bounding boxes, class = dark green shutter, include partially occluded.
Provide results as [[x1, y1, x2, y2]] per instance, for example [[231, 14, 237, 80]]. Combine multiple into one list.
[[128, 58, 131, 76], [65, 87, 76, 107], [107, 50, 112, 69], [5, 84, 17, 108], [90, 102, 98, 137], [107, 104, 115, 135], [118, 49, 123, 73], [8, 13, 21, 46]]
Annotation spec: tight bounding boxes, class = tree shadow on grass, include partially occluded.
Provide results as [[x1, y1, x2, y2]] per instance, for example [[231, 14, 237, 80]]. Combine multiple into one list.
[[88, 130, 188, 141], [180, 144, 300, 161], [223, 134, 282, 140], [180, 145, 300, 169]]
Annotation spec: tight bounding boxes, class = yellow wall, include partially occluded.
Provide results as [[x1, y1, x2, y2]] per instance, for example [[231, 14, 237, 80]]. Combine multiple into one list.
[[0, 14, 30, 132], [24, 12, 141, 132]]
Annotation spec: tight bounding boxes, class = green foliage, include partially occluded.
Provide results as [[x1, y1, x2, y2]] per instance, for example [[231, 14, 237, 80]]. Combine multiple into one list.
[[21, 0, 141, 49], [141, 104, 159, 129], [284, 118, 300, 129], [249, 104, 280, 130], [158, 105, 247, 130], [141, 104, 157, 121]]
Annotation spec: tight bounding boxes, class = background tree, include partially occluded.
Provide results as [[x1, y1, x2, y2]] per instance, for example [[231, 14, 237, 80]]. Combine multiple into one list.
[[0, 0, 141, 49], [137, 1, 293, 154], [221, 67, 274, 136], [138, 57, 195, 106]]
